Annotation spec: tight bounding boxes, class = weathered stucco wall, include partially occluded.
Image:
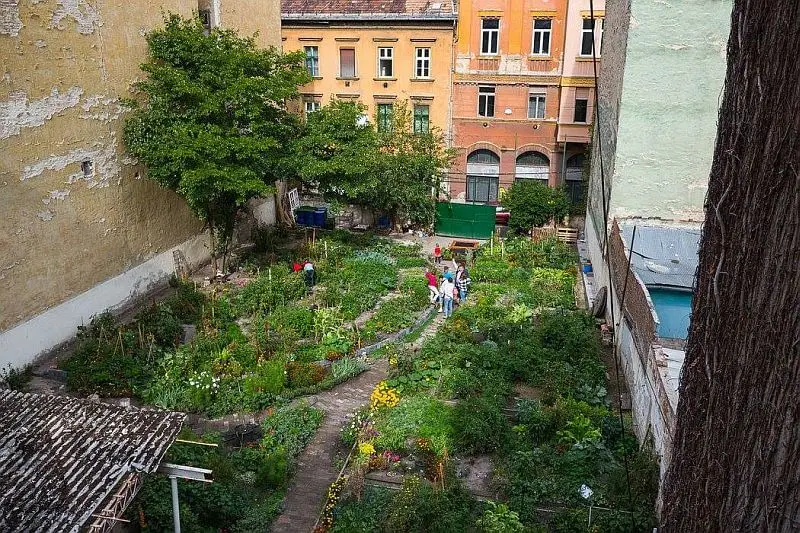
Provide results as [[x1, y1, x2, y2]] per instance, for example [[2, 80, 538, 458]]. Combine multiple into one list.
[[0, 1, 280, 344], [610, 0, 731, 220]]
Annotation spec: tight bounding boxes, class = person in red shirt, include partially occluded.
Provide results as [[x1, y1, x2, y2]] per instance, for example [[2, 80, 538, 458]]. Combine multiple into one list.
[[425, 267, 439, 304], [292, 261, 302, 273], [433, 243, 442, 264]]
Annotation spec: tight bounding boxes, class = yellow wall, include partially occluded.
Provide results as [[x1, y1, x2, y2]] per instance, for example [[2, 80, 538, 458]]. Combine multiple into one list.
[[0, 1, 281, 332], [282, 24, 454, 134]]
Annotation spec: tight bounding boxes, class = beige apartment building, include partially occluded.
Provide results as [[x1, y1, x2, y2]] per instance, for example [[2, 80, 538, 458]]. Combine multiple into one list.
[[281, 0, 457, 134], [0, 1, 281, 369]]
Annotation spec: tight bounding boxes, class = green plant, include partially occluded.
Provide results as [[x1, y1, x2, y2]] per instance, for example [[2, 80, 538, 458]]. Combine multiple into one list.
[[373, 395, 454, 455], [124, 14, 310, 271], [261, 402, 324, 462], [243, 360, 286, 396], [286, 361, 327, 388], [501, 180, 570, 233], [452, 395, 510, 454], [556, 414, 603, 449], [331, 357, 368, 381], [476, 502, 524, 533], [384, 476, 477, 533], [0, 364, 32, 391]]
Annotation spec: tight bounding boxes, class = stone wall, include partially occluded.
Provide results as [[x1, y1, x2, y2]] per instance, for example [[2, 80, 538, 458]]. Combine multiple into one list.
[[0, 0, 280, 368]]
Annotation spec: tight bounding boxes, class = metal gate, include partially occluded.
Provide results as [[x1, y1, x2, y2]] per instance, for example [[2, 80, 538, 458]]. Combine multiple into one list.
[[434, 202, 496, 239]]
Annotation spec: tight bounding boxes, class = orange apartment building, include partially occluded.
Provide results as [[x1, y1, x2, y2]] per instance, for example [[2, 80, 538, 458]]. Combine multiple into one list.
[[281, 0, 457, 135], [449, 0, 604, 205]]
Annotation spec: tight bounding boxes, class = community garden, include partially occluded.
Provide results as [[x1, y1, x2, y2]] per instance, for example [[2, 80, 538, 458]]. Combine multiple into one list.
[[320, 237, 659, 532], [53, 229, 433, 531]]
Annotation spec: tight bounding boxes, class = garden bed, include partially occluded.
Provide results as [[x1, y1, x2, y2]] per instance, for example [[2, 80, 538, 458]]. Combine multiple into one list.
[[322, 236, 659, 532]]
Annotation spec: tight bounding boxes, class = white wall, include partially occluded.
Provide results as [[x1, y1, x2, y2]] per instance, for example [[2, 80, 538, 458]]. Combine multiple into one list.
[[0, 233, 210, 371]]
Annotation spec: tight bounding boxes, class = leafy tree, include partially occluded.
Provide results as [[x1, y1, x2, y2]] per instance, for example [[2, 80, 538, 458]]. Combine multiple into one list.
[[288, 100, 380, 198], [123, 15, 310, 270], [363, 101, 454, 228], [290, 100, 452, 228], [501, 180, 569, 233]]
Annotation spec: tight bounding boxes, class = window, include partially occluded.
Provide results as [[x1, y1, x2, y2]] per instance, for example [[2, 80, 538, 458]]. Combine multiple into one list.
[[574, 98, 588, 123], [339, 48, 356, 78], [481, 19, 500, 55], [304, 100, 321, 115], [466, 150, 500, 203], [580, 18, 603, 56], [528, 90, 546, 119], [565, 154, 586, 204], [415, 48, 431, 78], [198, 9, 212, 32], [377, 103, 393, 132], [304, 47, 319, 77], [531, 19, 552, 55], [378, 47, 393, 78], [478, 86, 495, 117], [515, 151, 549, 183], [81, 160, 94, 178], [413, 105, 430, 133]]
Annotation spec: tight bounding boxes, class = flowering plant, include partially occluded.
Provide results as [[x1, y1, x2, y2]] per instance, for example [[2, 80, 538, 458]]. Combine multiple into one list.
[[370, 381, 400, 410]]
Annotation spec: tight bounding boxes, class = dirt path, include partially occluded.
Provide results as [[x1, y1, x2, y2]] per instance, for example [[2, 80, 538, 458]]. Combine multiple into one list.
[[271, 314, 444, 533]]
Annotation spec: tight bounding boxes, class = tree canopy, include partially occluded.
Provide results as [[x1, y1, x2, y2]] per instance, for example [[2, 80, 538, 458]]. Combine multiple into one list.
[[123, 15, 310, 266], [501, 180, 570, 233], [290, 100, 453, 228]]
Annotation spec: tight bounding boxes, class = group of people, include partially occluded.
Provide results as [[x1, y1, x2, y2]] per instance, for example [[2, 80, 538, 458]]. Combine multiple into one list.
[[425, 258, 471, 319]]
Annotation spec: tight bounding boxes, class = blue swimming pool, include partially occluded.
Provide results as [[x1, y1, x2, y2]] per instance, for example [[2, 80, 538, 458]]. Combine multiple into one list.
[[648, 288, 693, 340]]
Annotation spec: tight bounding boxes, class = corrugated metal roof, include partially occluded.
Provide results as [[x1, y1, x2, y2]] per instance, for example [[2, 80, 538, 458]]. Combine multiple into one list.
[[0, 391, 185, 532], [282, 0, 456, 18], [619, 223, 700, 289]]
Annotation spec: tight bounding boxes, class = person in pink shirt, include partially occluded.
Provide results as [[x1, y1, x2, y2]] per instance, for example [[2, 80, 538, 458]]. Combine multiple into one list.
[[425, 267, 439, 305]]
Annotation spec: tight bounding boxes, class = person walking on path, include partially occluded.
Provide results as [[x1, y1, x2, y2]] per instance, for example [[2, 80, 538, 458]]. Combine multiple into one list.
[[440, 275, 456, 318], [433, 243, 442, 265], [425, 268, 439, 305], [303, 260, 315, 288], [455, 264, 471, 302]]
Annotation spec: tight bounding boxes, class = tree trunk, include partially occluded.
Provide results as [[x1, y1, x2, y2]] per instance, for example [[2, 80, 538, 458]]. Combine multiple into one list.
[[274, 180, 294, 226], [661, 1, 800, 530]]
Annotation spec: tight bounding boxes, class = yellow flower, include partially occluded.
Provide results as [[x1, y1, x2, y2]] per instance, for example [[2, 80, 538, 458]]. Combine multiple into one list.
[[359, 442, 376, 456]]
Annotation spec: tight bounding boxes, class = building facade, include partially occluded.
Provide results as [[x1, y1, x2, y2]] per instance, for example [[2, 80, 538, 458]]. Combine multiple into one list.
[[0, 0, 281, 369], [583, 0, 732, 493], [448, 0, 604, 204], [281, 0, 457, 135]]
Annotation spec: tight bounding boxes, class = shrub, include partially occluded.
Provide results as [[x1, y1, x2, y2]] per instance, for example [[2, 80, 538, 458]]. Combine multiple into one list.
[[373, 395, 454, 455], [232, 271, 307, 316], [243, 360, 286, 396], [286, 361, 327, 388], [476, 502, 525, 533], [452, 395, 510, 454], [164, 278, 207, 323], [384, 476, 477, 533], [501, 181, 570, 233], [261, 402, 324, 461]]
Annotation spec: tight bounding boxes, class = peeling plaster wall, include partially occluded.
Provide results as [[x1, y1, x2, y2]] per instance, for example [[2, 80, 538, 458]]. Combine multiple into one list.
[[609, 0, 732, 221], [0, 0, 281, 366]]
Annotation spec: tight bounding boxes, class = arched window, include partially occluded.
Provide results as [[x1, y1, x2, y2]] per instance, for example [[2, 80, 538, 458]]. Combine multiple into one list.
[[515, 151, 550, 183], [466, 149, 500, 203], [565, 154, 586, 204]]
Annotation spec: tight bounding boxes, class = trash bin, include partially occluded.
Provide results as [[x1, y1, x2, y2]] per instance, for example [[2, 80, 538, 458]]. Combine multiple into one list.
[[295, 206, 313, 226], [313, 207, 327, 227]]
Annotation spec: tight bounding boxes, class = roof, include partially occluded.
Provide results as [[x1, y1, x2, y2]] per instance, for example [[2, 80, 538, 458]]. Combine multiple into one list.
[[281, 0, 456, 20], [0, 390, 185, 532], [619, 223, 700, 289]]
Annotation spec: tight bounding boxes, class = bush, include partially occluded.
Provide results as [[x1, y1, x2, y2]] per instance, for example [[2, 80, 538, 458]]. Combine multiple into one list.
[[261, 402, 324, 461], [452, 395, 510, 454], [243, 360, 286, 396], [232, 271, 307, 316], [373, 395, 454, 455], [384, 476, 477, 533], [501, 181, 570, 234], [286, 361, 327, 388]]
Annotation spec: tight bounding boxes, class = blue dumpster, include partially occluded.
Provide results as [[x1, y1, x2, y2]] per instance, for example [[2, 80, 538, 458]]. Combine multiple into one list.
[[313, 207, 327, 227], [295, 206, 313, 225]]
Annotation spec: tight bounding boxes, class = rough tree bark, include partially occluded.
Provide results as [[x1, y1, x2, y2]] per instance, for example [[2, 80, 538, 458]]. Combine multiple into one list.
[[661, 1, 800, 530]]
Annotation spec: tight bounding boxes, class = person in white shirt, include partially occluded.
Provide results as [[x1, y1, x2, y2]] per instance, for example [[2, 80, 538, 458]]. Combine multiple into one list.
[[440, 276, 456, 318]]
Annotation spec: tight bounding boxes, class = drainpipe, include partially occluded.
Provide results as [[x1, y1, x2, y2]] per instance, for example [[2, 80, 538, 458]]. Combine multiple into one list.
[[448, 6, 459, 201]]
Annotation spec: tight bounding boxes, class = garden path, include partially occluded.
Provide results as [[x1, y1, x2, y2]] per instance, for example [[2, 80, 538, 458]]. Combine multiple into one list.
[[271, 314, 444, 533]]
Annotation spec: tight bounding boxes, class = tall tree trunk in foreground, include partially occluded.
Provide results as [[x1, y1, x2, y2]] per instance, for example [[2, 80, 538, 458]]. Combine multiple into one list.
[[661, 1, 800, 530]]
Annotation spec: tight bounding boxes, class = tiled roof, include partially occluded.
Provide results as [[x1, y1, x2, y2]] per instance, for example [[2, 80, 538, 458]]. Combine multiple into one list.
[[282, 0, 455, 18], [619, 223, 700, 289], [0, 390, 185, 532]]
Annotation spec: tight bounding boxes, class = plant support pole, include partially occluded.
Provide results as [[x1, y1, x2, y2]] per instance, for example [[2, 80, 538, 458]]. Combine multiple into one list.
[[170, 476, 181, 533]]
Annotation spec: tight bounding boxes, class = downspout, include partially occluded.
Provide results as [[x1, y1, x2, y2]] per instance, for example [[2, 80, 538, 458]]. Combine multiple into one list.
[[448, 3, 459, 201]]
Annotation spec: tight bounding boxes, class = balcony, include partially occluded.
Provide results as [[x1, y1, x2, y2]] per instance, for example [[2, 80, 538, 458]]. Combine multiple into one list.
[[557, 123, 591, 144]]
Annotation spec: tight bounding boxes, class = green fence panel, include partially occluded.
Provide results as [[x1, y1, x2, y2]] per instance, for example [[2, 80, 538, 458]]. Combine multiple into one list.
[[434, 202, 495, 239]]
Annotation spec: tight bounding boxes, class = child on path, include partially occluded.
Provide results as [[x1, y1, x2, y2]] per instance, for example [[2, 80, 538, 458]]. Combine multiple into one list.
[[425, 268, 439, 305], [303, 260, 315, 288], [440, 275, 456, 318], [433, 243, 442, 264]]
